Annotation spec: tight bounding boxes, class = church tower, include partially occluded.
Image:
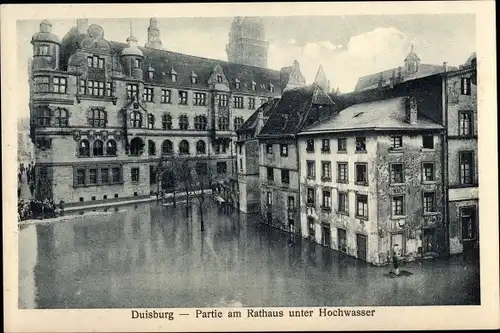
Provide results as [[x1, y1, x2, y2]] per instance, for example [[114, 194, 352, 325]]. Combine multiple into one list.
[[404, 45, 420, 75], [226, 16, 269, 68], [145, 17, 163, 49]]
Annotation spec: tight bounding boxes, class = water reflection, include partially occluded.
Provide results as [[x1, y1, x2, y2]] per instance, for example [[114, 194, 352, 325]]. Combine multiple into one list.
[[18, 200, 479, 308]]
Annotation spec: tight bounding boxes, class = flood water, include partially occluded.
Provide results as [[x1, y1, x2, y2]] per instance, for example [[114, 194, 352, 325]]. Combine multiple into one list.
[[18, 200, 480, 308]]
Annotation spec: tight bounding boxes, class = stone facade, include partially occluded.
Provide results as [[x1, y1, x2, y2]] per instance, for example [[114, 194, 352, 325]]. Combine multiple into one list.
[[29, 18, 284, 205]]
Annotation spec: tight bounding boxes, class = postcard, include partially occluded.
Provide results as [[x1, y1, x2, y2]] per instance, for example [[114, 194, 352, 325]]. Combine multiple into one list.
[[2, 2, 499, 332]]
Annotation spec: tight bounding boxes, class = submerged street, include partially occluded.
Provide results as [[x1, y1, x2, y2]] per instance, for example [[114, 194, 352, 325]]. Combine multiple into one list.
[[18, 200, 480, 309]]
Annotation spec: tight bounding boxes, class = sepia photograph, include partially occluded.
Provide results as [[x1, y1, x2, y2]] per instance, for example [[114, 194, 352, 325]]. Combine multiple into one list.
[[3, 2, 498, 332]]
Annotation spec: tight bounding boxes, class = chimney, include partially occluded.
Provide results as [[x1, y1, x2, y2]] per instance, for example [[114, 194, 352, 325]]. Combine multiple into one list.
[[77, 19, 88, 34], [443, 61, 448, 72], [405, 96, 418, 125]]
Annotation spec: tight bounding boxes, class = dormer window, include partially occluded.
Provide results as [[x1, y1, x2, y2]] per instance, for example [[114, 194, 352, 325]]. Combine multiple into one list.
[[37, 45, 49, 56], [147, 68, 154, 80], [235, 79, 240, 90], [216, 75, 223, 83], [269, 83, 275, 93], [252, 81, 256, 91], [190, 72, 198, 84], [171, 73, 177, 83], [87, 55, 105, 69], [134, 58, 141, 68]]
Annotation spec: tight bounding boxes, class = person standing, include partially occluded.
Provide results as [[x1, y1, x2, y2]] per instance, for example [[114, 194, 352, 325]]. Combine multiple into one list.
[[391, 244, 400, 276]]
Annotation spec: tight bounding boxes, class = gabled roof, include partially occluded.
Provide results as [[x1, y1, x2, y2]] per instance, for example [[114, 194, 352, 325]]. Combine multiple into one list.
[[236, 98, 280, 134], [354, 64, 456, 92], [300, 97, 444, 134], [257, 84, 336, 138]]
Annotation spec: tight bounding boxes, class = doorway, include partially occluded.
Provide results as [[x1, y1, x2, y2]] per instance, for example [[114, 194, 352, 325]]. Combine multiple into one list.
[[337, 228, 347, 253], [391, 233, 404, 256], [356, 234, 367, 261], [321, 223, 331, 248]]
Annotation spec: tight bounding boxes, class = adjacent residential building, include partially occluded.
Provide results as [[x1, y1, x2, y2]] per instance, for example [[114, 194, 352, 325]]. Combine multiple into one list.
[[28, 17, 298, 206], [298, 96, 445, 265]]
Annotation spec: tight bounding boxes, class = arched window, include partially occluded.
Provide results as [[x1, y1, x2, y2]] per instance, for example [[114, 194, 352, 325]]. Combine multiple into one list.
[[147, 114, 155, 129], [129, 137, 144, 156], [162, 113, 172, 130], [92, 139, 104, 156], [196, 140, 206, 154], [179, 115, 189, 130], [54, 107, 69, 127], [148, 139, 156, 156], [179, 140, 190, 155], [194, 115, 207, 131], [162, 140, 173, 155], [130, 111, 142, 128], [79, 139, 90, 156], [106, 139, 117, 155]]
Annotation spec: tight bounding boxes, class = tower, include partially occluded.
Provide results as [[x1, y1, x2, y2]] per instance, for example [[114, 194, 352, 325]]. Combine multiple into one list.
[[145, 17, 163, 49], [226, 16, 269, 68], [121, 23, 144, 80], [31, 19, 61, 70], [404, 45, 420, 75]]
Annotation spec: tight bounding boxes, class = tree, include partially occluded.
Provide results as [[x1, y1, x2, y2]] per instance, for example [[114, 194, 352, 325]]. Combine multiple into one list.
[[181, 162, 210, 231], [156, 157, 185, 208]]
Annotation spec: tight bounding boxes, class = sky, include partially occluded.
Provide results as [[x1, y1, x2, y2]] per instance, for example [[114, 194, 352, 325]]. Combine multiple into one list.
[[17, 15, 476, 118]]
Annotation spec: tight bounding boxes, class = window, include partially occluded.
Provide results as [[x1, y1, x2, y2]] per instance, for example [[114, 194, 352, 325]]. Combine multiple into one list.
[[53, 108, 68, 127], [252, 82, 257, 91], [355, 163, 368, 185], [86, 80, 105, 96], [134, 58, 142, 68], [392, 195, 405, 216], [423, 135, 434, 149], [308, 218, 315, 238], [338, 229, 347, 253], [106, 140, 117, 155], [235, 80, 240, 90], [266, 144, 273, 154], [190, 75, 198, 85], [196, 140, 206, 154], [423, 192, 436, 213], [267, 167, 274, 182], [105, 82, 112, 97], [266, 191, 272, 205], [459, 111, 473, 136], [87, 55, 105, 68], [92, 140, 104, 156], [143, 87, 154, 102], [423, 162, 434, 181], [217, 94, 229, 107], [79, 80, 86, 95], [217, 162, 227, 174], [239, 158, 243, 171], [390, 163, 404, 184], [355, 137, 366, 152], [161, 89, 171, 103], [178, 91, 188, 105], [321, 139, 330, 152], [162, 140, 173, 155], [101, 168, 109, 183], [147, 114, 155, 129], [461, 206, 476, 240], [179, 115, 189, 130], [112, 167, 121, 183], [306, 139, 315, 152], [149, 166, 157, 185], [248, 97, 256, 110], [194, 115, 207, 131], [214, 142, 228, 154], [234, 117, 244, 130], [130, 111, 142, 128], [89, 168, 97, 184], [52, 77, 67, 93], [321, 161, 331, 181], [218, 116, 229, 131], [127, 84, 139, 99], [269, 84, 275, 93], [459, 151, 474, 184], [34, 76, 50, 92], [37, 45, 49, 55], [356, 194, 368, 219], [391, 136, 403, 149], [148, 140, 156, 156], [337, 162, 348, 183], [162, 113, 172, 130], [78, 139, 90, 156], [461, 77, 471, 95], [322, 190, 331, 209], [196, 162, 208, 175], [307, 188, 315, 206], [76, 169, 85, 185], [233, 96, 244, 109], [36, 106, 51, 126], [216, 75, 223, 83], [280, 144, 288, 157], [281, 169, 290, 184], [179, 140, 190, 155], [306, 160, 316, 179], [130, 168, 140, 182], [338, 192, 348, 215], [129, 137, 144, 156], [148, 70, 154, 80], [171, 73, 177, 82], [193, 92, 207, 106]]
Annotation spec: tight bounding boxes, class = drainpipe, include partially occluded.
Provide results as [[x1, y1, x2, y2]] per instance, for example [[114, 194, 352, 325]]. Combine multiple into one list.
[[295, 134, 301, 237], [442, 63, 450, 257]]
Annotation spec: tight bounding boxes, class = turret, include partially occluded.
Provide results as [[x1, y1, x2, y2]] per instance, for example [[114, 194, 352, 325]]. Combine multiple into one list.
[[31, 19, 61, 70], [145, 17, 163, 49], [120, 24, 144, 80]]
